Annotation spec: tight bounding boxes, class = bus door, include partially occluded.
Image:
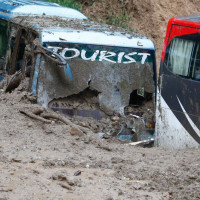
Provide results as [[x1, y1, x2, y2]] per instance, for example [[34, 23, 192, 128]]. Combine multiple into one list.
[[156, 24, 200, 149]]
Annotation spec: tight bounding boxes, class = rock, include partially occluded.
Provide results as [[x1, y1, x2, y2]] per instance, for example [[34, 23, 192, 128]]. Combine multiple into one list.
[[51, 171, 75, 186], [74, 170, 81, 176], [111, 116, 120, 121], [86, 164, 90, 168], [42, 124, 53, 134], [79, 121, 88, 127], [118, 189, 123, 195], [70, 127, 84, 137], [28, 122, 32, 127]]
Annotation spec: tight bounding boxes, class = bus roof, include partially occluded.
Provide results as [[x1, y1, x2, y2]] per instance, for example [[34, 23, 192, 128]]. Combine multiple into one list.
[[12, 16, 155, 50], [170, 14, 200, 28], [177, 14, 200, 23], [0, 0, 155, 50], [0, 0, 87, 20]]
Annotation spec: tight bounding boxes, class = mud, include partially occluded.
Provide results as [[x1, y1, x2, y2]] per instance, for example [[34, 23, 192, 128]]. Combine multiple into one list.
[[13, 16, 144, 39], [0, 81, 200, 200]]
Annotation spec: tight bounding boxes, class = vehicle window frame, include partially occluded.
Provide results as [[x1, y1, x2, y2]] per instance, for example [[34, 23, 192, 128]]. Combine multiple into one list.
[[164, 25, 200, 81]]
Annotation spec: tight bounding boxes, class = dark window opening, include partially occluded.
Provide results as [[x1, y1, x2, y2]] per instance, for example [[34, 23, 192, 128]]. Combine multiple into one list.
[[15, 36, 26, 71], [9, 29, 27, 74], [129, 89, 152, 107]]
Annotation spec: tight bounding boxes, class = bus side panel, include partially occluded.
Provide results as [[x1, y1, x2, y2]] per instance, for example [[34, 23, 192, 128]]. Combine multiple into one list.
[[156, 90, 199, 149], [156, 73, 200, 149]]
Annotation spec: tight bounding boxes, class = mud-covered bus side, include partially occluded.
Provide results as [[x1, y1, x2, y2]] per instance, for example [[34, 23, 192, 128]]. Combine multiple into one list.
[[156, 15, 200, 149]]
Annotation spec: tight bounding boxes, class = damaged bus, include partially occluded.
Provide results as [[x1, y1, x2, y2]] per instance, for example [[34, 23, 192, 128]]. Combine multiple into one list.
[[156, 15, 200, 149], [0, 0, 156, 142]]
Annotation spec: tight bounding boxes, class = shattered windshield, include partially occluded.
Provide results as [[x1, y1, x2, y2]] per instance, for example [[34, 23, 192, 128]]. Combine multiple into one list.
[[40, 42, 155, 116]]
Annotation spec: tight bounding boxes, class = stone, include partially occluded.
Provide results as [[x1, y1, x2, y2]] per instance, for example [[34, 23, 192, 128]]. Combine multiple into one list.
[[70, 127, 84, 137], [111, 116, 120, 121]]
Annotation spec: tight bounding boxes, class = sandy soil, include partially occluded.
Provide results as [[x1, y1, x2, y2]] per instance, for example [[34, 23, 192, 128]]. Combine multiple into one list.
[[0, 80, 200, 200]]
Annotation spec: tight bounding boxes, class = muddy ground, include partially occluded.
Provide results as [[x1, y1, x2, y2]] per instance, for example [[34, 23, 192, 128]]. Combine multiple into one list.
[[0, 81, 200, 200], [1, 0, 200, 200]]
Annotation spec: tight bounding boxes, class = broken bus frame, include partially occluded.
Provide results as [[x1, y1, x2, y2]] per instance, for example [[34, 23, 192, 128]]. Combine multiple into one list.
[[0, 0, 157, 142]]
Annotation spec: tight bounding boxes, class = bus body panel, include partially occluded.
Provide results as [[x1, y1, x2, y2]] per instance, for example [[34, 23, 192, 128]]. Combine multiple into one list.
[[156, 91, 200, 149], [157, 15, 200, 149]]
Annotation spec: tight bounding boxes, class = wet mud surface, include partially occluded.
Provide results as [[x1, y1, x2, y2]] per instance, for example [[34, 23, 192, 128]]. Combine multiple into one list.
[[0, 85, 200, 200]]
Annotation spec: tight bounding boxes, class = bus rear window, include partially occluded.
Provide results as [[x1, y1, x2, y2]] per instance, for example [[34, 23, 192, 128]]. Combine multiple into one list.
[[165, 32, 200, 80]]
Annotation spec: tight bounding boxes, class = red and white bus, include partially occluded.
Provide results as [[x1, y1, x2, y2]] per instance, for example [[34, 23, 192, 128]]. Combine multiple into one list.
[[156, 15, 200, 149]]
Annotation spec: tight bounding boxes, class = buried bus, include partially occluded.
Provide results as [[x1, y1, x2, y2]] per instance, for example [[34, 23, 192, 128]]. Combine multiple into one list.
[[156, 15, 200, 149], [0, 0, 156, 142]]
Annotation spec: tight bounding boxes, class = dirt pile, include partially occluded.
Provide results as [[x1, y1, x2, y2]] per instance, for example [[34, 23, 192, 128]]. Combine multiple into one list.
[[81, 0, 200, 65]]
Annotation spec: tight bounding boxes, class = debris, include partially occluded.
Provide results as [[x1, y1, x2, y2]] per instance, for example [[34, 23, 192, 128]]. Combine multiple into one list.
[[97, 144, 112, 152], [19, 110, 52, 124], [0, 186, 13, 192], [51, 171, 76, 187], [42, 124, 53, 134], [116, 125, 133, 141], [32, 107, 45, 115], [59, 183, 72, 190], [126, 138, 155, 146], [5, 71, 22, 93], [0, 78, 6, 89], [74, 170, 81, 176], [97, 132, 106, 138], [86, 164, 90, 168], [41, 112, 90, 133], [111, 116, 120, 121], [27, 122, 33, 127]]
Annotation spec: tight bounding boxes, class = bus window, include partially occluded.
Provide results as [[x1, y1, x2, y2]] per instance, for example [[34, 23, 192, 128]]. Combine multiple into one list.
[[165, 32, 200, 81], [165, 37, 195, 77], [192, 43, 200, 80]]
